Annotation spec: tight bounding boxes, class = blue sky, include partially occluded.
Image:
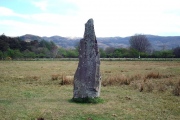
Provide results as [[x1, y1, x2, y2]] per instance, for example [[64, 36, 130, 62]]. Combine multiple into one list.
[[0, 0, 180, 37]]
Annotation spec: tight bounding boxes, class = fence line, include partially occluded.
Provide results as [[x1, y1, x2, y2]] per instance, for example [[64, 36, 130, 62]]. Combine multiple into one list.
[[100, 58, 180, 61], [3, 58, 180, 61]]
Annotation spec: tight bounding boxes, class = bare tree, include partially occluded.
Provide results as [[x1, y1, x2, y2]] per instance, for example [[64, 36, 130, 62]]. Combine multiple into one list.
[[51, 45, 58, 58], [129, 34, 151, 53], [105, 47, 115, 54], [173, 46, 180, 58]]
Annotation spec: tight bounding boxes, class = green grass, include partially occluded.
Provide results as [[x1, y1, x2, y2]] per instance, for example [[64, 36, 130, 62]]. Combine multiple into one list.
[[0, 61, 180, 119]]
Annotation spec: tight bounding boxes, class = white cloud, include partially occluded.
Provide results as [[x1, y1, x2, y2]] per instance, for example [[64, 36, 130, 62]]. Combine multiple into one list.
[[0, 19, 58, 36], [0, 7, 29, 19], [0, 7, 15, 16], [65, 0, 180, 37], [31, 0, 48, 11], [0, 6, 84, 37], [0, 14, 85, 37], [0, 0, 180, 37]]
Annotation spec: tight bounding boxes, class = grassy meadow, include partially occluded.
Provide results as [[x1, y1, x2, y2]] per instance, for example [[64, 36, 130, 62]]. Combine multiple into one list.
[[0, 61, 180, 120]]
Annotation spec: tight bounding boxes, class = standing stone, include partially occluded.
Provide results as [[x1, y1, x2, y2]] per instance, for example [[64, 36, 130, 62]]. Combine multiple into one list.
[[73, 18, 101, 98]]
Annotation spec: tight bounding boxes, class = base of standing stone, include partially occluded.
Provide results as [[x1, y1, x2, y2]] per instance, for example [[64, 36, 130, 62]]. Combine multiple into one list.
[[71, 97, 104, 104]]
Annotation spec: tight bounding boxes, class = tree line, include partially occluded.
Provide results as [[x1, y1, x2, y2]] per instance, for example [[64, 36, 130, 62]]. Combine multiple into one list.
[[0, 34, 180, 59], [99, 47, 177, 58], [0, 34, 58, 59], [100, 34, 179, 58]]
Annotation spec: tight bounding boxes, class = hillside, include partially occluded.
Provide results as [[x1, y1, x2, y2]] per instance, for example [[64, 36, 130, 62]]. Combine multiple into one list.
[[0, 34, 58, 59], [20, 34, 44, 42], [42, 36, 80, 49], [19, 34, 180, 50]]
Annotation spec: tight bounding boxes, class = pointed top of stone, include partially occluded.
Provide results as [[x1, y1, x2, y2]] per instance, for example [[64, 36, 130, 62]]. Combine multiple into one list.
[[84, 18, 95, 39], [86, 18, 94, 25]]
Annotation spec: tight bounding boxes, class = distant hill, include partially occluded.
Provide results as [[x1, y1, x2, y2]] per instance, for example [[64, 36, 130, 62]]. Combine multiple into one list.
[[20, 34, 44, 42], [20, 34, 180, 50], [146, 35, 180, 50], [42, 36, 80, 49]]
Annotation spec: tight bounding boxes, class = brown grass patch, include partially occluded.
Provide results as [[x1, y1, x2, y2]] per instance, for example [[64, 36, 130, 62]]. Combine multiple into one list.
[[138, 80, 154, 93], [51, 74, 74, 85], [129, 74, 142, 81], [32, 76, 40, 80], [60, 75, 74, 85], [26, 75, 41, 81], [145, 72, 174, 80], [102, 74, 129, 86], [157, 84, 167, 92], [145, 72, 161, 79], [51, 74, 60, 80], [139, 83, 144, 92], [104, 71, 111, 73], [165, 79, 174, 86], [144, 82, 154, 92], [102, 74, 142, 86]]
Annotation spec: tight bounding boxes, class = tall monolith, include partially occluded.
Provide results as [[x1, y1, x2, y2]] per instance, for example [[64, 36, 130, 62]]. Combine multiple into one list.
[[73, 18, 101, 98]]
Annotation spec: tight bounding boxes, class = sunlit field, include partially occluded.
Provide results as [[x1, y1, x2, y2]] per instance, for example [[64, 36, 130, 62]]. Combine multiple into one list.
[[0, 61, 180, 119]]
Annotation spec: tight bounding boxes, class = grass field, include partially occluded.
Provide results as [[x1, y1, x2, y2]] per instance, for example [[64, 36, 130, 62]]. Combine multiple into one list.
[[0, 61, 180, 120]]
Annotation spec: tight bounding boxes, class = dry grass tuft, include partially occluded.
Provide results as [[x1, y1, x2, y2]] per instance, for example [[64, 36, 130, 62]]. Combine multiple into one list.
[[27, 76, 40, 81], [144, 82, 154, 92], [102, 74, 142, 86], [145, 72, 174, 80], [87, 117, 93, 120], [99, 65, 176, 94], [158, 84, 167, 92], [51, 74, 74, 85], [51, 74, 60, 80], [37, 118, 44, 120], [32, 76, 40, 80], [105, 71, 111, 73], [102, 74, 129, 86], [139, 83, 144, 92], [145, 72, 161, 79], [172, 80, 180, 96], [138, 79, 154, 92], [60, 75, 74, 85], [165, 79, 174, 86], [129, 74, 142, 81]]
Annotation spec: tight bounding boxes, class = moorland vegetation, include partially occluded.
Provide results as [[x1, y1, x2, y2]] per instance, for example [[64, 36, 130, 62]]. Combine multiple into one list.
[[0, 61, 179, 119]]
